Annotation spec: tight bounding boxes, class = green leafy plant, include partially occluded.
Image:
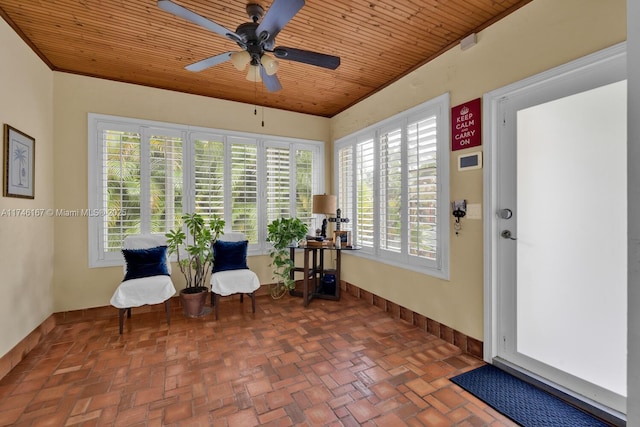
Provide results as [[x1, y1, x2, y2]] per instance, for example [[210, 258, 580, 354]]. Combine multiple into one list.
[[266, 217, 308, 295], [166, 213, 225, 291]]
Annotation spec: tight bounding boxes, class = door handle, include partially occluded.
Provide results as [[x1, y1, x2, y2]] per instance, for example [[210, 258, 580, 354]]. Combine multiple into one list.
[[501, 230, 517, 240], [499, 208, 513, 219]]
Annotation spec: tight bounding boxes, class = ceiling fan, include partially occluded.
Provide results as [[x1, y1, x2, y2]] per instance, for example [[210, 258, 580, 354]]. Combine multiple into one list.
[[157, 0, 341, 92]]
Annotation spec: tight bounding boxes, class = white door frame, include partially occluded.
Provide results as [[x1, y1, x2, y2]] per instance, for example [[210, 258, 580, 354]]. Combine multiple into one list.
[[483, 41, 627, 362], [482, 43, 627, 416]]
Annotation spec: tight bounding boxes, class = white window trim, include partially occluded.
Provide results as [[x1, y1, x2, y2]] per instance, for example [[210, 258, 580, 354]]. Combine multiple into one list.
[[333, 93, 450, 279], [88, 113, 324, 268]]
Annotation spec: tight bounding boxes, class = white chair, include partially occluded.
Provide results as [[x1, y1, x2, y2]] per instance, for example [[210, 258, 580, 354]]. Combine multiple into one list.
[[110, 234, 176, 334], [210, 232, 260, 320]]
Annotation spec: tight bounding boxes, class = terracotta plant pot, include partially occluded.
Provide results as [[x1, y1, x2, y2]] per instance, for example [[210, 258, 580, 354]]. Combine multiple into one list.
[[179, 287, 209, 318]]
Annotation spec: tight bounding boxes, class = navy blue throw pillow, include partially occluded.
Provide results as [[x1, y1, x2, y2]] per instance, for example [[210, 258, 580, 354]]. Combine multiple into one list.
[[122, 245, 170, 281], [213, 240, 249, 273]]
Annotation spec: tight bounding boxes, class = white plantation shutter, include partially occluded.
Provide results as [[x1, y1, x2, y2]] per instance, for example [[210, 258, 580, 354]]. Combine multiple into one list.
[[193, 135, 224, 223], [266, 145, 291, 224], [337, 146, 353, 234], [265, 141, 318, 234], [265, 144, 316, 234], [149, 133, 183, 233], [333, 94, 449, 277], [102, 128, 141, 253], [230, 138, 258, 242], [379, 127, 402, 253], [356, 137, 375, 248], [407, 116, 438, 261], [89, 114, 323, 267], [295, 148, 314, 226]]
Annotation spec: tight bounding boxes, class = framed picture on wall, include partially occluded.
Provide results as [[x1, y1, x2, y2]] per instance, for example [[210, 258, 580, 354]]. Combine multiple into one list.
[[3, 124, 35, 199], [333, 230, 351, 247]]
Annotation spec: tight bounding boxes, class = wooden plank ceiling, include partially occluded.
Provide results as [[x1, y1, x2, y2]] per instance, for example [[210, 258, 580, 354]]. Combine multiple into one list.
[[0, 0, 531, 117]]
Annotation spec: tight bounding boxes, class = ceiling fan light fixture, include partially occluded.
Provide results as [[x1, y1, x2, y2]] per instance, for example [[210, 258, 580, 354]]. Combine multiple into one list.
[[230, 50, 251, 71], [260, 54, 280, 76], [246, 64, 262, 82], [158, 0, 340, 92]]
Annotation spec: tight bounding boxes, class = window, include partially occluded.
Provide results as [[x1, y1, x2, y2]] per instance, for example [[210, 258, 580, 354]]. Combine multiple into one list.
[[89, 114, 323, 267], [334, 94, 450, 278]]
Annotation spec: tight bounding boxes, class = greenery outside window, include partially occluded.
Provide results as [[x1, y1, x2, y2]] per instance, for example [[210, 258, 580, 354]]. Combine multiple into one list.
[[334, 93, 450, 278], [88, 114, 323, 267]]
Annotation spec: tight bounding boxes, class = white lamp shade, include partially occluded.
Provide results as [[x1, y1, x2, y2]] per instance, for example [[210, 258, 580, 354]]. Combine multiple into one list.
[[312, 194, 337, 214], [230, 51, 251, 71], [246, 64, 262, 82], [260, 54, 280, 76]]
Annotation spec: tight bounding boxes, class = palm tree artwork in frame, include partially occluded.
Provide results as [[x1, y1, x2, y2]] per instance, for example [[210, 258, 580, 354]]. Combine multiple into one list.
[[3, 124, 35, 199]]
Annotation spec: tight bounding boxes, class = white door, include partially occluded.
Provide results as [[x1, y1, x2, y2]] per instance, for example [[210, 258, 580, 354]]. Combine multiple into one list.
[[486, 45, 627, 414]]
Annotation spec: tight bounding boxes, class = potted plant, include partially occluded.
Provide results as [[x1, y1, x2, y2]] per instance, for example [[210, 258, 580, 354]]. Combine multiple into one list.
[[166, 213, 225, 317], [266, 217, 308, 299]]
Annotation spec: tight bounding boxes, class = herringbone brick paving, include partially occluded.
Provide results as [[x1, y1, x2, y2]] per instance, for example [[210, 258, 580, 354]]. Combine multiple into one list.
[[0, 292, 517, 426]]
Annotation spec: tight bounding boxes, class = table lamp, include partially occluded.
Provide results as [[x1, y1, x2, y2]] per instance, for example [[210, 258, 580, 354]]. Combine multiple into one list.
[[312, 194, 337, 238]]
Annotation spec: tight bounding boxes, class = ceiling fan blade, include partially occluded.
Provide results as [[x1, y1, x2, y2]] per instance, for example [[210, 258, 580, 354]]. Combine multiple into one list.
[[256, 0, 305, 42], [273, 47, 340, 70], [185, 52, 233, 72], [158, 0, 241, 43], [260, 68, 282, 92]]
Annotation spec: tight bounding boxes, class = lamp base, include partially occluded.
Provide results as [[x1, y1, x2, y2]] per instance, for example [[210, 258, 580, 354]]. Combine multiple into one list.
[[321, 218, 328, 238]]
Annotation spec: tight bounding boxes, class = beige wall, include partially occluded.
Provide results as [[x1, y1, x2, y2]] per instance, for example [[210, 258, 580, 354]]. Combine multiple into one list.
[[330, 0, 626, 340], [0, 19, 54, 357], [0, 0, 627, 359], [52, 74, 330, 312]]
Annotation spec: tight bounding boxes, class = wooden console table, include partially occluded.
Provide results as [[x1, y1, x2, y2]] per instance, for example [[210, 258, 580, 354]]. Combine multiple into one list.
[[289, 245, 358, 307]]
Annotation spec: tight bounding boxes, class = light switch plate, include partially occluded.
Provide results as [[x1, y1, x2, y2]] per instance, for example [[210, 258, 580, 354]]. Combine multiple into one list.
[[467, 203, 482, 219]]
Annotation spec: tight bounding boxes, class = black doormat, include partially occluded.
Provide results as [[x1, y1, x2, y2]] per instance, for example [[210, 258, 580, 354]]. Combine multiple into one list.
[[450, 365, 610, 426]]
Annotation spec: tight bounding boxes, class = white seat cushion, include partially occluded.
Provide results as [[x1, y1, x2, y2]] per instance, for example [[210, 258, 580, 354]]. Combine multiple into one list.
[[210, 232, 260, 296], [124, 234, 168, 250], [110, 275, 176, 309], [210, 269, 260, 296], [219, 232, 246, 242], [112, 234, 176, 309]]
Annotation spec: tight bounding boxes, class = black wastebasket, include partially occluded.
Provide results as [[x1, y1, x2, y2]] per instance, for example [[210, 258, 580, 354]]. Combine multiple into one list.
[[320, 269, 336, 295]]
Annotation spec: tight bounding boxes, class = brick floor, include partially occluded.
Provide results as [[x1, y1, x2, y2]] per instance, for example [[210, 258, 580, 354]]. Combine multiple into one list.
[[0, 292, 518, 426]]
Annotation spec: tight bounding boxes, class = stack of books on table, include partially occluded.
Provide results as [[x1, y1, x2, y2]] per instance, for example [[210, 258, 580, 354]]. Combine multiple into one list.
[[305, 238, 333, 247]]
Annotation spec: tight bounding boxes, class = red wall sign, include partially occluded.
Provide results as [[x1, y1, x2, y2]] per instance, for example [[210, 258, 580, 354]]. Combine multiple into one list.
[[451, 98, 481, 151]]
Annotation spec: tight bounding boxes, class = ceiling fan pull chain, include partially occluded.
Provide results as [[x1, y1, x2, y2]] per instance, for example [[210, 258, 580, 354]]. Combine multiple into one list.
[[261, 84, 265, 127], [254, 80, 258, 117]]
